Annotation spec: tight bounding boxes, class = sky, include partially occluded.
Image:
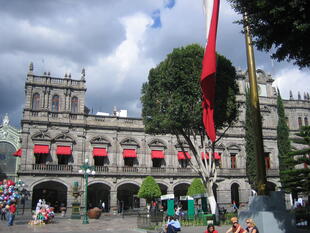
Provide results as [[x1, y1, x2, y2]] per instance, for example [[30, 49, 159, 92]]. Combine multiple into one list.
[[0, 0, 309, 127]]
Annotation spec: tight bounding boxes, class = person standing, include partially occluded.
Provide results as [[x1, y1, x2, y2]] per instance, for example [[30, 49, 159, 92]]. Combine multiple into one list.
[[7, 202, 16, 226], [101, 201, 105, 212], [245, 218, 259, 233]]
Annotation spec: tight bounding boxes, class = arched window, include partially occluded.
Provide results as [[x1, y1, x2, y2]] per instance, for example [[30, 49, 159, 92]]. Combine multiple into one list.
[[32, 93, 40, 110], [298, 117, 303, 129], [305, 117, 308, 126], [230, 153, 237, 169], [71, 97, 78, 113], [52, 95, 60, 112]]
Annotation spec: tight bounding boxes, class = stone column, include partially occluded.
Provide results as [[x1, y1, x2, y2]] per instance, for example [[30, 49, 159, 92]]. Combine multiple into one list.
[[110, 190, 118, 213]]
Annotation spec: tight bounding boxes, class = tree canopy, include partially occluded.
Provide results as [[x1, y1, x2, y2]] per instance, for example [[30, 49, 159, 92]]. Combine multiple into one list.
[[138, 176, 161, 202], [141, 44, 239, 136], [229, 0, 310, 68], [187, 178, 206, 197]]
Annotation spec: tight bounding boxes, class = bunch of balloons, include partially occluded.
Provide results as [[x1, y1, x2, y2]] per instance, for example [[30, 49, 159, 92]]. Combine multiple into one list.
[[0, 179, 21, 205]]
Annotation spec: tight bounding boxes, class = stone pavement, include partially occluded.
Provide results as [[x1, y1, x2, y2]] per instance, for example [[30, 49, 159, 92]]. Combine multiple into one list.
[[0, 214, 308, 233]]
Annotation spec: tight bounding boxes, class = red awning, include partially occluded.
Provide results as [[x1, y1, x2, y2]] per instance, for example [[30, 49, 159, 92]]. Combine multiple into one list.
[[34, 145, 50, 154], [151, 150, 165, 159], [13, 149, 22, 157], [201, 152, 209, 159], [123, 149, 137, 158], [56, 146, 72, 155], [93, 148, 108, 157], [177, 151, 191, 160], [214, 152, 221, 160], [201, 152, 221, 160]]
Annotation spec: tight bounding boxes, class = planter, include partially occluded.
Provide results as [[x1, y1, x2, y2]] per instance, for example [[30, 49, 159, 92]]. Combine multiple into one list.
[[88, 207, 102, 219]]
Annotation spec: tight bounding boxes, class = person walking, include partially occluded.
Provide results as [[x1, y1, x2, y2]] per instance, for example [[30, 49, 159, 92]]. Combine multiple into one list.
[[245, 218, 259, 233], [225, 217, 245, 233], [7, 202, 16, 226]]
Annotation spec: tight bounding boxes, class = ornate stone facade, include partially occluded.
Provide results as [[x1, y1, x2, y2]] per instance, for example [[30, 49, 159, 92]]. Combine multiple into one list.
[[0, 114, 21, 179], [17, 65, 310, 212]]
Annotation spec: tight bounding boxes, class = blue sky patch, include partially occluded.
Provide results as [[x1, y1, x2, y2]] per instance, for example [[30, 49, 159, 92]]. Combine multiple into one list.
[[165, 0, 175, 9], [151, 9, 161, 28]]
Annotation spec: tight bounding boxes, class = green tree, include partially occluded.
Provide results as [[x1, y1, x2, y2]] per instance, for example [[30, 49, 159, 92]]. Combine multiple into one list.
[[228, 0, 310, 68], [281, 126, 310, 194], [141, 44, 239, 213], [276, 90, 292, 190], [187, 178, 206, 197], [138, 176, 161, 203], [245, 89, 256, 190]]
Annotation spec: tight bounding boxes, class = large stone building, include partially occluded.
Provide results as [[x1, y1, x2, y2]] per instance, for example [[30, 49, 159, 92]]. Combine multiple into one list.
[[0, 114, 21, 180], [17, 64, 310, 212]]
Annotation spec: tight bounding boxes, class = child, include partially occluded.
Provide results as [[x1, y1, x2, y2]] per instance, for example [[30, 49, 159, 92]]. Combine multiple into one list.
[[205, 224, 219, 233], [225, 217, 245, 233]]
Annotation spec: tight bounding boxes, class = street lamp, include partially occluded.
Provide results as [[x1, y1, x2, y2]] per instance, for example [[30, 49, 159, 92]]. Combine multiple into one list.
[[79, 159, 95, 224]]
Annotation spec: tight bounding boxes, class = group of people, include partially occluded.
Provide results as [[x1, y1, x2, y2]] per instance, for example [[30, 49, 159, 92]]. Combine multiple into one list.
[[204, 217, 259, 233]]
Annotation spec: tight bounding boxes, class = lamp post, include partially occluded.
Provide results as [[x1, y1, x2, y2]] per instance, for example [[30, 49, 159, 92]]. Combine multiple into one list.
[[79, 159, 95, 224]]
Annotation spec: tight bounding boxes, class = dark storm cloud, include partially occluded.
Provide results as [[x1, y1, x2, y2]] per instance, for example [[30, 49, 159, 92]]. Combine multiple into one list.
[[0, 0, 308, 128]]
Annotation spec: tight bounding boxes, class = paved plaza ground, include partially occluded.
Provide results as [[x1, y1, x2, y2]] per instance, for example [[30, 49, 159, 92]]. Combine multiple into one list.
[[0, 214, 308, 233]]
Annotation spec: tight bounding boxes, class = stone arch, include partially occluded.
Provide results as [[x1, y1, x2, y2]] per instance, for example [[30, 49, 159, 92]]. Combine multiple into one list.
[[117, 181, 141, 211], [30, 177, 69, 191], [156, 181, 169, 195], [88, 182, 111, 211], [31, 179, 68, 210], [88, 180, 113, 188], [115, 180, 141, 190]]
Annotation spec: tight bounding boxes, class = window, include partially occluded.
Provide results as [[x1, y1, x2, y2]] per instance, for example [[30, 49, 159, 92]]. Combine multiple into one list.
[[57, 155, 69, 165], [180, 159, 189, 168], [35, 155, 47, 164], [71, 96, 78, 113], [264, 152, 271, 169], [230, 154, 237, 168], [32, 93, 40, 110], [305, 117, 308, 126], [298, 117, 302, 129], [52, 95, 60, 112], [124, 158, 134, 167], [152, 159, 163, 168]]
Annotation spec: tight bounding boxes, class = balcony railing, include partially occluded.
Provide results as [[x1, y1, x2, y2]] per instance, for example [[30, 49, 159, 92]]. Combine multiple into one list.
[[18, 164, 262, 178]]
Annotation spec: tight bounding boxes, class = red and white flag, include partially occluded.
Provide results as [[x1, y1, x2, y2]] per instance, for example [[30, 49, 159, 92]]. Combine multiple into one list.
[[201, 0, 220, 142]]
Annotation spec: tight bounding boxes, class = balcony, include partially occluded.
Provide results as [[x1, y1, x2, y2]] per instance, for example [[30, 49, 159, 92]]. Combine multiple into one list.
[[18, 164, 257, 178]]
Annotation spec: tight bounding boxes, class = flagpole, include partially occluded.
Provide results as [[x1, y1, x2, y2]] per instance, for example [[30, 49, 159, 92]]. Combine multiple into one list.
[[243, 12, 267, 195]]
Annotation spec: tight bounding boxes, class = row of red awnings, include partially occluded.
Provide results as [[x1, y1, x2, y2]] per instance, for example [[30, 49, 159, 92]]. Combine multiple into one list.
[[201, 152, 221, 160], [13, 145, 221, 160]]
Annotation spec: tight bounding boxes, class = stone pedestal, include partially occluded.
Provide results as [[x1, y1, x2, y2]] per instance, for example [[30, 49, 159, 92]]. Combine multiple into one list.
[[71, 202, 81, 219], [239, 191, 296, 233]]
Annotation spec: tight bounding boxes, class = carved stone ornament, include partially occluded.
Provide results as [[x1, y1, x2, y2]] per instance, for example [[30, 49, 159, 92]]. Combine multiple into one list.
[[120, 138, 139, 147], [90, 136, 111, 145]]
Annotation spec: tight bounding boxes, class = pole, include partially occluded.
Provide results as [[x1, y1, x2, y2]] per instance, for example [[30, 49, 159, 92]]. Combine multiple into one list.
[[82, 172, 89, 224], [243, 12, 267, 195]]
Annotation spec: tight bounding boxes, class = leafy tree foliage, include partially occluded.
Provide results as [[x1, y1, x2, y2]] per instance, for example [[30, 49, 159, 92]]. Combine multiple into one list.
[[138, 176, 161, 203], [229, 0, 310, 68], [141, 44, 238, 135], [187, 178, 206, 197], [276, 90, 292, 189], [281, 126, 310, 194], [245, 89, 256, 190], [141, 44, 239, 214]]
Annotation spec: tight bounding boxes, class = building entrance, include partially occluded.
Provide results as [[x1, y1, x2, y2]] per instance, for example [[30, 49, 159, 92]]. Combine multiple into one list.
[[32, 181, 67, 211], [117, 183, 140, 211], [88, 183, 110, 212]]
